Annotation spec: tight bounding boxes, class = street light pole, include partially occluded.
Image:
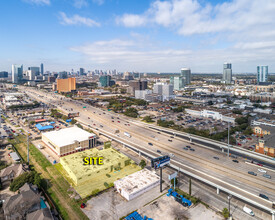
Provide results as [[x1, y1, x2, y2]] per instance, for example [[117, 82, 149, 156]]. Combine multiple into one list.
[[227, 122, 230, 157]]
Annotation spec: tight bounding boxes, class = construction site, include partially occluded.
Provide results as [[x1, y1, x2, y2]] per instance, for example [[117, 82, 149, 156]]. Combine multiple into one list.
[[57, 147, 141, 198]]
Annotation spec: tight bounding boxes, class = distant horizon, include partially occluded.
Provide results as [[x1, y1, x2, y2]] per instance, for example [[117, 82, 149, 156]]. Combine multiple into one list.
[[1, 0, 275, 72]]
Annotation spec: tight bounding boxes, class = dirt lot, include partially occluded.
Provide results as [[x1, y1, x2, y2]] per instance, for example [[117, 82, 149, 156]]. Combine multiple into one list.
[[139, 195, 223, 220]]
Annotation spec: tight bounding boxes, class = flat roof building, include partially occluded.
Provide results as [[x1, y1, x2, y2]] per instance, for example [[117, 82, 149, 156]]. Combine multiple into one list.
[[42, 127, 96, 157], [114, 169, 160, 201], [57, 77, 76, 93]]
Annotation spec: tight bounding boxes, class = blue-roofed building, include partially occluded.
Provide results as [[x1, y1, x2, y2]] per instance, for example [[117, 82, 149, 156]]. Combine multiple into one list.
[[36, 123, 54, 131]]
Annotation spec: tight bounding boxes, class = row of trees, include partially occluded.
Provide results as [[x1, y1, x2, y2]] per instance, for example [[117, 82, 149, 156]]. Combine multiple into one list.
[[10, 171, 42, 192]]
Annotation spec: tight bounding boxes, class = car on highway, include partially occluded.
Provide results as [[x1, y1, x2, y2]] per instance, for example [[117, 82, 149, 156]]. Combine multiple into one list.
[[148, 143, 153, 146], [88, 117, 90, 119], [190, 148, 195, 151], [169, 153, 175, 158], [258, 169, 266, 173], [213, 156, 219, 160], [248, 171, 257, 176], [112, 120, 114, 122], [259, 194, 269, 200], [232, 159, 239, 163], [186, 145, 191, 148], [257, 163, 263, 167], [263, 174, 271, 179], [157, 132, 161, 134], [230, 155, 237, 159], [170, 136, 174, 138], [118, 121, 120, 123], [183, 147, 188, 150], [157, 150, 161, 153], [168, 139, 172, 142]]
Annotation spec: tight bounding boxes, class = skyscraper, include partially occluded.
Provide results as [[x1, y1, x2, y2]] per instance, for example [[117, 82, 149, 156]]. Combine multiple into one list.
[[223, 63, 232, 84], [80, 68, 84, 75], [257, 66, 268, 83], [181, 68, 191, 85], [172, 76, 185, 90], [41, 63, 44, 75], [12, 64, 23, 84], [28, 67, 40, 76]]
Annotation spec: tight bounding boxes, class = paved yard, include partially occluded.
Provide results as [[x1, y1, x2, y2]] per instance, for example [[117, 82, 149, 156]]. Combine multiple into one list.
[[139, 195, 223, 220], [82, 182, 169, 220]]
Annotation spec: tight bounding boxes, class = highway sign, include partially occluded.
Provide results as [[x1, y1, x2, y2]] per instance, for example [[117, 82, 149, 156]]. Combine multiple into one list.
[[168, 172, 178, 180]]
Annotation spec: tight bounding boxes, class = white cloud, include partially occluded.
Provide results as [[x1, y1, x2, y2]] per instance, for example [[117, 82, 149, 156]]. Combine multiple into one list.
[[23, 0, 50, 5], [70, 36, 275, 72], [59, 12, 100, 27], [117, 0, 275, 36], [73, 0, 88, 8]]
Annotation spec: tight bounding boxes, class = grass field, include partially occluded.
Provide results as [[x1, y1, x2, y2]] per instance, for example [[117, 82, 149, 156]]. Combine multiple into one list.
[[56, 148, 141, 198]]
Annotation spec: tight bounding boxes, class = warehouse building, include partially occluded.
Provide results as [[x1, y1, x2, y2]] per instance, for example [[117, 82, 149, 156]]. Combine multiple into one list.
[[42, 127, 96, 157], [114, 169, 159, 201]]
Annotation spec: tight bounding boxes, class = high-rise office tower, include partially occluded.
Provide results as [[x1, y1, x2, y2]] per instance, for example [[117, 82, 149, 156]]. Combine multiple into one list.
[[257, 66, 268, 83], [26, 70, 35, 80], [181, 68, 191, 85], [28, 67, 40, 76], [41, 63, 44, 75], [12, 64, 23, 83], [80, 68, 84, 75], [0, 71, 8, 78], [223, 63, 232, 84]]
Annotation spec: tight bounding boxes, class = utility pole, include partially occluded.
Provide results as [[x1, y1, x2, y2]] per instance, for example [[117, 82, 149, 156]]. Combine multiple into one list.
[[227, 122, 230, 157], [27, 132, 29, 165], [228, 194, 232, 220]]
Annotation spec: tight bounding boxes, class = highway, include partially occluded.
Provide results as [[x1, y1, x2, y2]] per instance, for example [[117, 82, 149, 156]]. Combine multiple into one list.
[[19, 86, 275, 218]]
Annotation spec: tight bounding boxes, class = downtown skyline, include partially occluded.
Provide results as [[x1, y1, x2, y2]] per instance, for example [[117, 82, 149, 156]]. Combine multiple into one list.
[[1, 0, 275, 73]]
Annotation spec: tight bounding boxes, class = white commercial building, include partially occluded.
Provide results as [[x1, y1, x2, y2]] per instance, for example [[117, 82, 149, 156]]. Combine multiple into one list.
[[135, 89, 152, 100], [152, 83, 174, 101], [185, 109, 235, 124], [42, 126, 96, 157], [114, 169, 160, 201]]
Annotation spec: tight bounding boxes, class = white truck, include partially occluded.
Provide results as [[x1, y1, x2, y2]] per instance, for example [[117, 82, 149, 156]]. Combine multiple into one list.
[[124, 132, 131, 138], [243, 206, 254, 216]]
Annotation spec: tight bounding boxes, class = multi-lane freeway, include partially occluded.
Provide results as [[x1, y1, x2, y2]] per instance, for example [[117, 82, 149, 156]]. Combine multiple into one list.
[[19, 86, 275, 219]]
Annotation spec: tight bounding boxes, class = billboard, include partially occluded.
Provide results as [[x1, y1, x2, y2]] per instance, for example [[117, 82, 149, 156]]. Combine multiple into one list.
[[151, 155, 170, 169]]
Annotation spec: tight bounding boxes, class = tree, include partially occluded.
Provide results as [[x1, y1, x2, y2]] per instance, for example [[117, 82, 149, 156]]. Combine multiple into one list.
[[222, 208, 229, 218], [143, 116, 154, 123], [10, 171, 39, 192], [139, 160, 146, 169]]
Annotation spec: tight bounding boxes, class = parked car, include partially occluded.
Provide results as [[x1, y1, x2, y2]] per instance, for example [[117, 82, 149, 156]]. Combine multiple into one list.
[[213, 156, 219, 160], [148, 143, 153, 146], [157, 150, 161, 153], [232, 160, 239, 163], [168, 139, 172, 142], [183, 147, 188, 150], [190, 148, 195, 151]]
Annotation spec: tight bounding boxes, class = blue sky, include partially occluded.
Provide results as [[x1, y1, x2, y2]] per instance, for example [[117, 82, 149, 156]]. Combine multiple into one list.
[[1, 0, 275, 73]]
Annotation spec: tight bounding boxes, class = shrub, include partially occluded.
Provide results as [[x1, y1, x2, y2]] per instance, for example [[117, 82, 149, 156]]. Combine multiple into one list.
[[104, 182, 109, 188], [124, 159, 131, 166], [222, 208, 229, 218], [106, 174, 111, 178]]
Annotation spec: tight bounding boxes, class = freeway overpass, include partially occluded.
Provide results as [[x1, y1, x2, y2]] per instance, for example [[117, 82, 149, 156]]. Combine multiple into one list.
[[131, 120, 275, 169]]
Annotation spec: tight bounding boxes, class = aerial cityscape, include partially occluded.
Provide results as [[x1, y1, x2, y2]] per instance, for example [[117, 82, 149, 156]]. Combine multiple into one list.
[[1, 0, 275, 220]]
